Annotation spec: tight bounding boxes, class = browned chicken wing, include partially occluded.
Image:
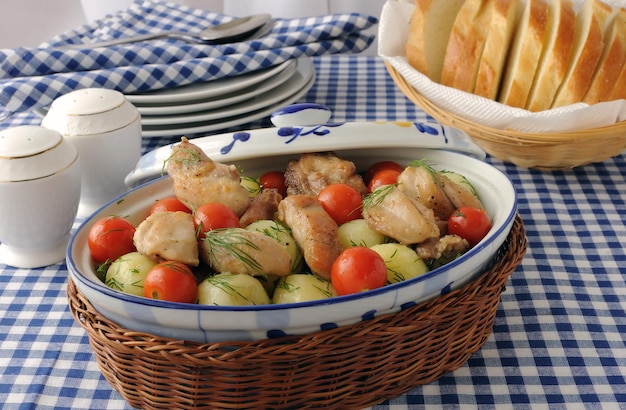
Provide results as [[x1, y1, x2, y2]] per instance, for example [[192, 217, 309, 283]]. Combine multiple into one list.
[[362, 185, 440, 245], [397, 165, 456, 221], [277, 194, 342, 280], [166, 137, 250, 216], [434, 173, 485, 210], [133, 211, 199, 266], [284, 152, 368, 197], [239, 188, 282, 227], [199, 228, 291, 277], [415, 234, 469, 265]]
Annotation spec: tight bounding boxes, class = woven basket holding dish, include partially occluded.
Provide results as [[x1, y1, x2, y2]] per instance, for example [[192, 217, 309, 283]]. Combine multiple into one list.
[[385, 63, 626, 170], [67, 216, 526, 410]]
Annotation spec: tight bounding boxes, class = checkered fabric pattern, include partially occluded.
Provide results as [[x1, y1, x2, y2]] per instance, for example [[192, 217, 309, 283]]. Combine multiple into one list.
[[1, 56, 626, 410], [0, 0, 377, 116]]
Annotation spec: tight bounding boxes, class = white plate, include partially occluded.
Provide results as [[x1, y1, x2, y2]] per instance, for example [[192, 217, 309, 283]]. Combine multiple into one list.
[[141, 63, 315, 137], [141, 58, 313, 126], [136, 62, 298, 116], [125, 59, 294, 105]]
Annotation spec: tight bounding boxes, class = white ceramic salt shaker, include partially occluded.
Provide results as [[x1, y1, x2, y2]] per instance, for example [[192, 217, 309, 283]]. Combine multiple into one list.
[[41, 88, 142, 218], [0, 126, 81, 268]]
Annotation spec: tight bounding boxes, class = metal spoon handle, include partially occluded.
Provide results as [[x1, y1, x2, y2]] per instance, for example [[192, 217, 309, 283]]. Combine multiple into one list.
[[59, 31, 197, 49]]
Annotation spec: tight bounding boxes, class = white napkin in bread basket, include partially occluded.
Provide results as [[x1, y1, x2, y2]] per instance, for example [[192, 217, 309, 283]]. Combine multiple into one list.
[[378, 0, 626, 133]]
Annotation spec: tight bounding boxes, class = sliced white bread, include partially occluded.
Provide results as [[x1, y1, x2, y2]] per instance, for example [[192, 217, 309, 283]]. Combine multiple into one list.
[[406, 0, 466, 83], [474, 0, 521, 99], [551, 0, 611, 108], [608, 9, 626, 101], [440, 0, 487, 88], [584, 8, 626, 103], [608, 72, 626, 101], [451, 0, 495, 92], [525, 0, 576, 112], [497, 0, 549, 108]]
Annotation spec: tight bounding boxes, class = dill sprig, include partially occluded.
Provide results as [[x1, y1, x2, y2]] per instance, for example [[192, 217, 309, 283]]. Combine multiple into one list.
[[363, 183, 395, 210], [203, 228, 264, 275], [205, 274, 257, 305], [161, 146, 203, 176]]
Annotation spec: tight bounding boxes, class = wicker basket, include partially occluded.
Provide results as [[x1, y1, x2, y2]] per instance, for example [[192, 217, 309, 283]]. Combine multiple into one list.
[[385, 63, 626, 170], [67, 216, 526, 410]]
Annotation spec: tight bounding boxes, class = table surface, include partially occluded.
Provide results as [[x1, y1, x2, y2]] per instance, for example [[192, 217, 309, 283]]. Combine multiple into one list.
[[1, 55, 626, 410]]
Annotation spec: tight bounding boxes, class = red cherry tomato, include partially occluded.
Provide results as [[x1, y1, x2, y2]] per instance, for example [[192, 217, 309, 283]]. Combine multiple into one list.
[[447, 206, 492, 247], [259, 171, 288, 197], [364, 161, 404, 184], [147, 196, 192, 216], [87, 216, 136, 264], [194, 202, 240, 238], [317, 183, 363, 225], [143, 261, 198, 303], [368, 169, 401, 193], [331, 247, 387, 296]]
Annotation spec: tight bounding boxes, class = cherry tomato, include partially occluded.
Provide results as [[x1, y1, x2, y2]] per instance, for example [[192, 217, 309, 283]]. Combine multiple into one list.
[[194, 202, 240, 238], [447, 206, 492, 247], [364, 161, 404, 184], [87, 216, 136, 264], [331, 247, 387, 296], [259, 171, 288, 197], [317, 183, 363, 225], [368, 169, 401, 193], [143, 261, 198, 303], [147, 196, 192, 216]]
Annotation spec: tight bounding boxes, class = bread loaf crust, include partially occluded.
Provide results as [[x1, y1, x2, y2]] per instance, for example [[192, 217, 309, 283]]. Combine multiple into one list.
[[406, 0, 465, 83], [498, 0, 549, 108], [440, 0, 487, 88], [552, 0, 610, 108], [475, 0, 520, 99], [525, 0, 576, 111], [584, 8, 626, 103], [452, 0, 495, 92]]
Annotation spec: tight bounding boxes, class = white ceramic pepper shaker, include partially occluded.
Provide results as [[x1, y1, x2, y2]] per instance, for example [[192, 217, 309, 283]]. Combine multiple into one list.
[[41, 88, 142, 218], [0, 125, 81, 268]]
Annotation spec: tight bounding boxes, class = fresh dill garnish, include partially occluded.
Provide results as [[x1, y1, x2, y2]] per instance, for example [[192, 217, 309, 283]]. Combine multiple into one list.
[[205, 274, 256, 304], [161, 147, 203, 176], [203, 228, 264, 275], [363, 184, 395, 210]]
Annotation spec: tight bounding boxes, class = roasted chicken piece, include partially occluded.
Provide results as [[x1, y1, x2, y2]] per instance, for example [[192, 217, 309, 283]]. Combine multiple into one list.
[[199, 228, 291, 277], [166, 137, 250, 216], [397, 165, 456, 221], [416, 234, 469, 266], [362, 185, 440, 245], [277, 194, 342, 280], [284, 152, 368, 197], [133, 211, 199, 266], [434, 173, 485, 210], [239, 188, 282, 227]]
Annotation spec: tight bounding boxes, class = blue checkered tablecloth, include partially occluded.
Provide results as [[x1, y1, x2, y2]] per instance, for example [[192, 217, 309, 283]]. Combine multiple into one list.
[[1, 55, 626, 409]]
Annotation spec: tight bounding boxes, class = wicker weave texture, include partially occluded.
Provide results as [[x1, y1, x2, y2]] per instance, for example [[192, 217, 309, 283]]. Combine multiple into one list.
[[385, 63, 626, 170], [67, 216, 527, 410]]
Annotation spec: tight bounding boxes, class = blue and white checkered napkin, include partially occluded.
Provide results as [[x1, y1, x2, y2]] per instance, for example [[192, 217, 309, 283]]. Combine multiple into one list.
[[0, 0, 377, 116]]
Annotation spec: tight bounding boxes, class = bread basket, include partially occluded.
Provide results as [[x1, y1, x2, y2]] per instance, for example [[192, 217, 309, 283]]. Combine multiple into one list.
[[385, 63, 626, 170], [67, 216, 526, 409]]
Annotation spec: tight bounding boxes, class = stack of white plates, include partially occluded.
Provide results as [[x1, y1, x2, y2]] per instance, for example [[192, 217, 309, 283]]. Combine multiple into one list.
[[126, 57, 315, 137]]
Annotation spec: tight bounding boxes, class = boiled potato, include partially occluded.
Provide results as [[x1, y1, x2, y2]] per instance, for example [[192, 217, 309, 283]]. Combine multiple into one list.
[[245, 219, 303, 272], [337, 219, 386, 249], [370, 243, 428, 284], [105, 251, 157, 296], [240, 176, 261, 197], [197, 273, 270, 306], [272, 274, 335, 304]]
